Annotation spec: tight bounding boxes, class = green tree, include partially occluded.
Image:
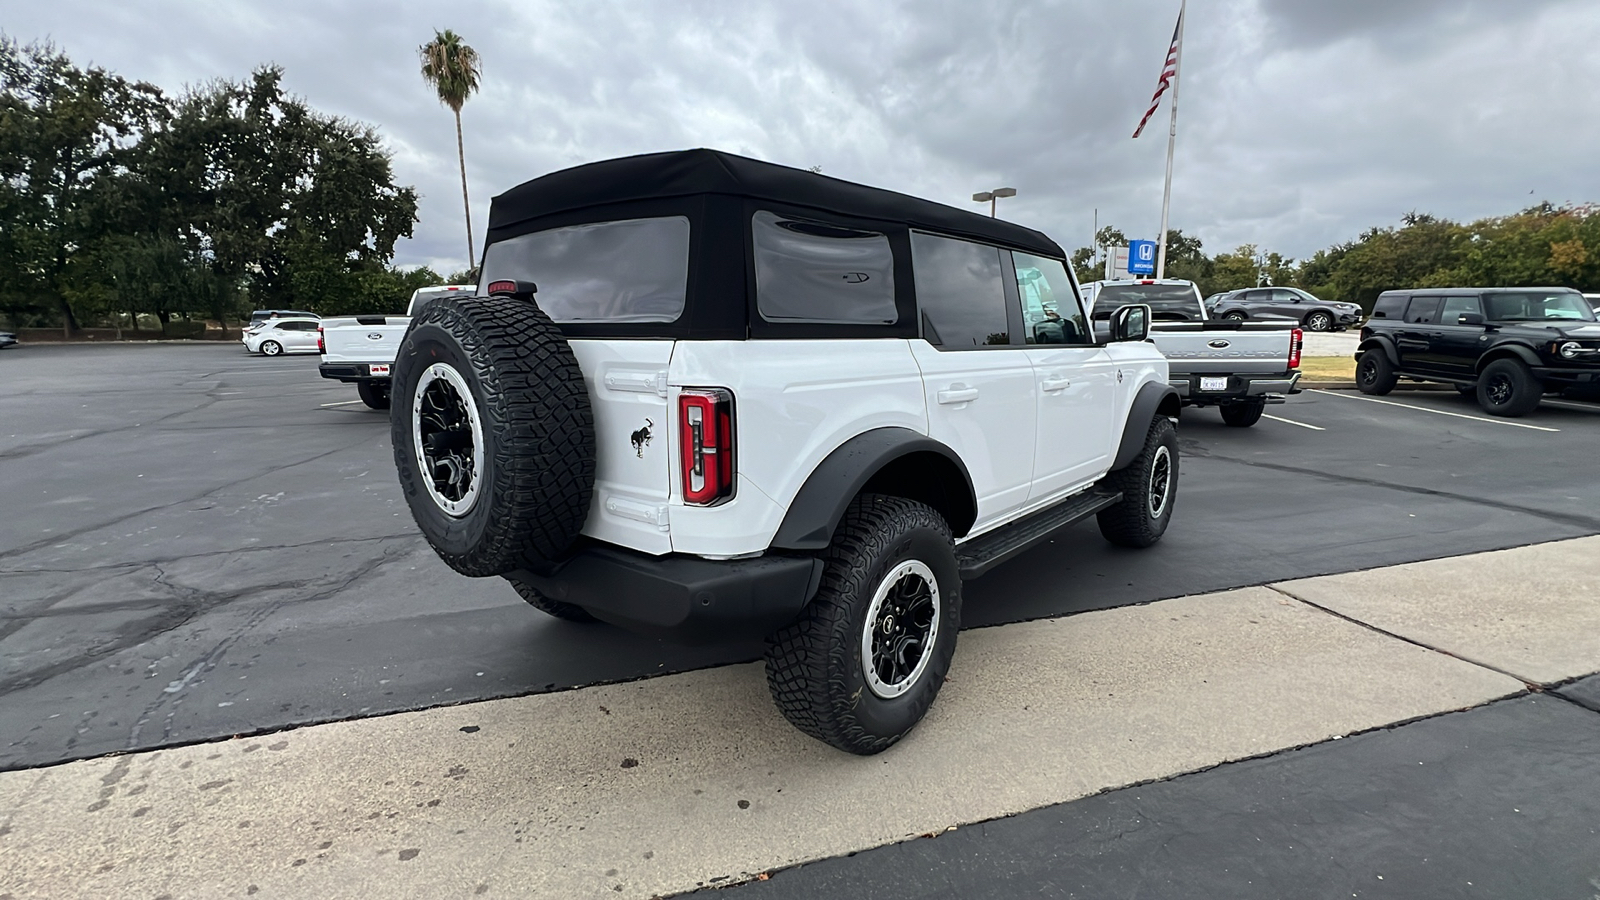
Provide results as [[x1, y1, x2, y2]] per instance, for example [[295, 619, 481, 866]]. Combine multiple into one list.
[[420, 29, 482, 271]]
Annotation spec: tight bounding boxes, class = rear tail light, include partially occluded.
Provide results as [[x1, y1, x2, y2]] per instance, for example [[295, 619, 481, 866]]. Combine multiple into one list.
[[317, 326, 325, 354], [679, 388, 735, 506], [1289, 328, 1303, 369]]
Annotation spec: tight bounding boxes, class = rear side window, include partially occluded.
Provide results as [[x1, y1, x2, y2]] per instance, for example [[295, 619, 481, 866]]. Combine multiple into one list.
[[1404, 296, 1443, 324], [911, 232, 1010, 348], [1372, 294, 1407, 319], [752, 210, 897, 324], [479, 216, 690, 323]]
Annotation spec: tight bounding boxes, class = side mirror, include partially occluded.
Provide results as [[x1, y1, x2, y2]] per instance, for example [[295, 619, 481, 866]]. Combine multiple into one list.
[[1458, 312, 1485, 326], [1109, 304, 1151, 343]]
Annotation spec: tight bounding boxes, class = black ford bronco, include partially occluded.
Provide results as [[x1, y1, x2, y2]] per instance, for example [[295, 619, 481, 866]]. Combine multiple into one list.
[[1355, 286, 1600, 416]]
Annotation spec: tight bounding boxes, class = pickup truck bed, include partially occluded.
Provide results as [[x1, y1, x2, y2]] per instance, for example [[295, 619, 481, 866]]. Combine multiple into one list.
[[1152, 320, 1302, 401]]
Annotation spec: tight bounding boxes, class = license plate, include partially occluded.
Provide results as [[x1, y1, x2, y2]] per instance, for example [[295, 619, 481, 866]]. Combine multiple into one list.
[[369, 365, 390, 377], [1200, 376, 1228, 392]]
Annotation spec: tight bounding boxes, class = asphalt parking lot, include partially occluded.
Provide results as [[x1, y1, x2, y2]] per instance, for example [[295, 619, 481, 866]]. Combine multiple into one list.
[[3, 342, 1600, 772]]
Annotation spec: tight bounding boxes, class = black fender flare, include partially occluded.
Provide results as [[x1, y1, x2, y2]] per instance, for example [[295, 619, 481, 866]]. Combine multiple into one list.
[[1112, 382, 1181, 471], [1475, 344, 1541, 373], [769, 427, 976, 551], [1357, 336, 1399, 365]]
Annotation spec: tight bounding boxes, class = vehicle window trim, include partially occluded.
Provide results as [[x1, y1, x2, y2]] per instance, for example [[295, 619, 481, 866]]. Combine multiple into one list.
[[910, 231, 1018, 352]]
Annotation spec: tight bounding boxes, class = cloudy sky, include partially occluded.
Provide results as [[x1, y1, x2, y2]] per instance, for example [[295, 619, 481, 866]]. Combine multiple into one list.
[[10, 0, 1599, 273]]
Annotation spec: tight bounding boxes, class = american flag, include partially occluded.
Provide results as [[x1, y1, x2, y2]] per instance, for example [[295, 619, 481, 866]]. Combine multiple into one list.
[[1132, 8, 1184, 139]]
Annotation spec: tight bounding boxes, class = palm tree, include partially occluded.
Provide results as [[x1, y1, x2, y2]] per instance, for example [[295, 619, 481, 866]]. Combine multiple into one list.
[[419, 29, 483, 270]]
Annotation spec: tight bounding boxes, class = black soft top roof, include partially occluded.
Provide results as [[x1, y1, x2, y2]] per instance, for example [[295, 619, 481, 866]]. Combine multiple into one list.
[[489, 148, 1065, 259]]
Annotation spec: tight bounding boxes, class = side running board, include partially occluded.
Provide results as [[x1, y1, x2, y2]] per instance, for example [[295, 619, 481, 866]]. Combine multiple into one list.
[[955, 489, 1121, 580]]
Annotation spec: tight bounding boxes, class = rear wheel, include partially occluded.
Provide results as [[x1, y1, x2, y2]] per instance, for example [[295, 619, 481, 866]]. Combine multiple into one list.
[[765, 494, 960, 755], [1356, 350, 1397, 395], [1096, 416, 1178, 548], [1220, 399, 1266, 427], [357, 380, 391, 410], [1304, 311, 1334, 332], [391, 296, 595, 577], [259, 340, 282, 356], [1222, 311, 1247, 322], [1476, 358, 1542, 417]]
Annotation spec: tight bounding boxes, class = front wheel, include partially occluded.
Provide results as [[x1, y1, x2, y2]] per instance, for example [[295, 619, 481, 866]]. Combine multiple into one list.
[[357, 380, 391, 410], [1220, 399, 1266, 427], [1476, 358, 1542, 417], [765, 494, 960, 755], [259, 340, 282, 356], [1096, 416, 1179, 548], [1304, 311, 1335, 332], [1222, 311, 1247, 322], [1356, 350, 1398, 395]]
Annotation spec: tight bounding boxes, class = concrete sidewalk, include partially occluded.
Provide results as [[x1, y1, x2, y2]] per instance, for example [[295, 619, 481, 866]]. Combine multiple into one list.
[[1, 537, 1596, 899]]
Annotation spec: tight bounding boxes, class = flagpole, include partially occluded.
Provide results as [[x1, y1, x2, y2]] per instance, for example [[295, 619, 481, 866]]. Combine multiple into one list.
[[1156, 0, 1185, 280]]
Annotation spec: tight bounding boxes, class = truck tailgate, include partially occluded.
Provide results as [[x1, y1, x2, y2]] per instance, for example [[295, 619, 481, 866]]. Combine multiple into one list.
[[1150, 322, 1296, 374], [322, 317, 410, 365]]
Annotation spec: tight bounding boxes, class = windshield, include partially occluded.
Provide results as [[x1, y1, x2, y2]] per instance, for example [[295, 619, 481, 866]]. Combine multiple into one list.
[[1483, 291, 1596, 323], [1094, 284, 1203, 321]]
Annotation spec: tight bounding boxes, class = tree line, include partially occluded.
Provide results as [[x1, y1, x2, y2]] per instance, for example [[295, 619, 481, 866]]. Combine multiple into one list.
[[1074, 203, 1600, 308], [0, 37, 446, 337]]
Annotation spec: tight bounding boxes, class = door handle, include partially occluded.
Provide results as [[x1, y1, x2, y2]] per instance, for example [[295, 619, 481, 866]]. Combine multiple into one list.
[[1041, 377, 1072, 392], [936, 387, 980, 405]]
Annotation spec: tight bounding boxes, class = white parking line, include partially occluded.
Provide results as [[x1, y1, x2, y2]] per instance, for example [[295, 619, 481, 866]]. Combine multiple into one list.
[[318, 399, 366, 408], [1262, 413, 1326, 431], [1308, 389, 1560, 432]]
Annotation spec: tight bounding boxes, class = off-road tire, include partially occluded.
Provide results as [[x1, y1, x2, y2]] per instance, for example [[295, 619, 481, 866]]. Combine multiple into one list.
[[1356, 349, 1398, 395], [357, 380, 391, 410], [1305, 311, 1334, 332], [1476, 358, 1542, 417], [259, 340, 282, 356], [1220, 399, 1266, 427], [764, 494, 960, 756], [392, 296, 595, 577], [1096, 415, 1179, 548], [505, 574, 597, 623]]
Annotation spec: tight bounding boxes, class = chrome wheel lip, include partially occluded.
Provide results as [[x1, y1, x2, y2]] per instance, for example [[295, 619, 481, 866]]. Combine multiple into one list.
[[861, 559, 941, 700], [1148, 444, 1173, 519], [411, 362, 485, 518]]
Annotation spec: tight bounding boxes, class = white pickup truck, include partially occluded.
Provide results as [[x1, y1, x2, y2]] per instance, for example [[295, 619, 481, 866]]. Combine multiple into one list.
[[1085, 279, 1303, 427], [318, 285, 475, 408]]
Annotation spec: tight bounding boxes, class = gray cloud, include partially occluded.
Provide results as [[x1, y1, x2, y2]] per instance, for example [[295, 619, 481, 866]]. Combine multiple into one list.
[[9, 0, 1598, 274]]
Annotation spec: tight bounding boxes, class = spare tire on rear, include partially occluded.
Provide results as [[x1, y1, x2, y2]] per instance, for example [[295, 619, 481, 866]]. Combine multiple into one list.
[[391, 295, 595, 577]]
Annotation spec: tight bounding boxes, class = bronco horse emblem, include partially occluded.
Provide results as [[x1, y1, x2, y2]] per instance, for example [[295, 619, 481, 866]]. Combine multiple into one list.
[[630, 419, 653, 458]]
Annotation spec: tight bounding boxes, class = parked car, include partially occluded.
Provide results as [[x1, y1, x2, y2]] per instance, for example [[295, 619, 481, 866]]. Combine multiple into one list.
[[1211, 286, 1361, 331], [0, 331, 15, 350], [1085, 278, 1302, 427], [388, 148, 1181, 755], [317, 285, 476, 408], [1585, 293, 1600, 316], [1356, 287, 1600, 416], [249, 309, 319, 324], [243, 317, 322, 355]]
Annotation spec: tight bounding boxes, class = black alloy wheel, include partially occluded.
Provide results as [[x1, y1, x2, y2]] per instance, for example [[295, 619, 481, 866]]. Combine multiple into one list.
[[414, 364, 482, 513], [1476, 358, 1542, 417], [1097, 415, 1179, 547], [1305, 311, 1334, 332], [1356, 350, 1398, 395], [863, 561, 941, 699]]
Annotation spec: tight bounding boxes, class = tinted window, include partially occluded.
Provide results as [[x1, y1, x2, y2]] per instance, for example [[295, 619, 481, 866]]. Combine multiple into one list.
[[479, 217, 690, 323], [752, 211, 896, 324], [1372, 293, 1408, 319], [1270, 289, 1301, 303], [1242, 290, 1271, 303], [1484, 290, 1597, 322], [1014, 253, 1090, 344], [1439, 296, 1481, 324], [1404, 296, 1443, 324], [1093, 284, 1203, 321], [911, 233, 1010, 348]]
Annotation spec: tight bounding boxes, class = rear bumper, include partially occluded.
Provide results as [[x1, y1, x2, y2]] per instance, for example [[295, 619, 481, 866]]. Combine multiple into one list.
[[508, 545, 824, 644], [1170, 371, 1302, 404], [319, 362, 390, 383]]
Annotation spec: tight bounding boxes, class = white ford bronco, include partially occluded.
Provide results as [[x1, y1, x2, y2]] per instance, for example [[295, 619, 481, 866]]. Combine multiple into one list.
[[391, 149, 1181, 754]]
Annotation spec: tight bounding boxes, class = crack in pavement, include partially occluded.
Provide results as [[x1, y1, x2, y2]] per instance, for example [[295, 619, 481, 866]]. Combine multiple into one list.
[[1190, 449, 1600, 532], [0, 532, 420, 576], [0, 432, 379, 564], [0, 395, 222, 462]]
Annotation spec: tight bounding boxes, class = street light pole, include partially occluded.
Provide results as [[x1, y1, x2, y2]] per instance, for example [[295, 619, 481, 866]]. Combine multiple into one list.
[[972, 187, 1017, 218]]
